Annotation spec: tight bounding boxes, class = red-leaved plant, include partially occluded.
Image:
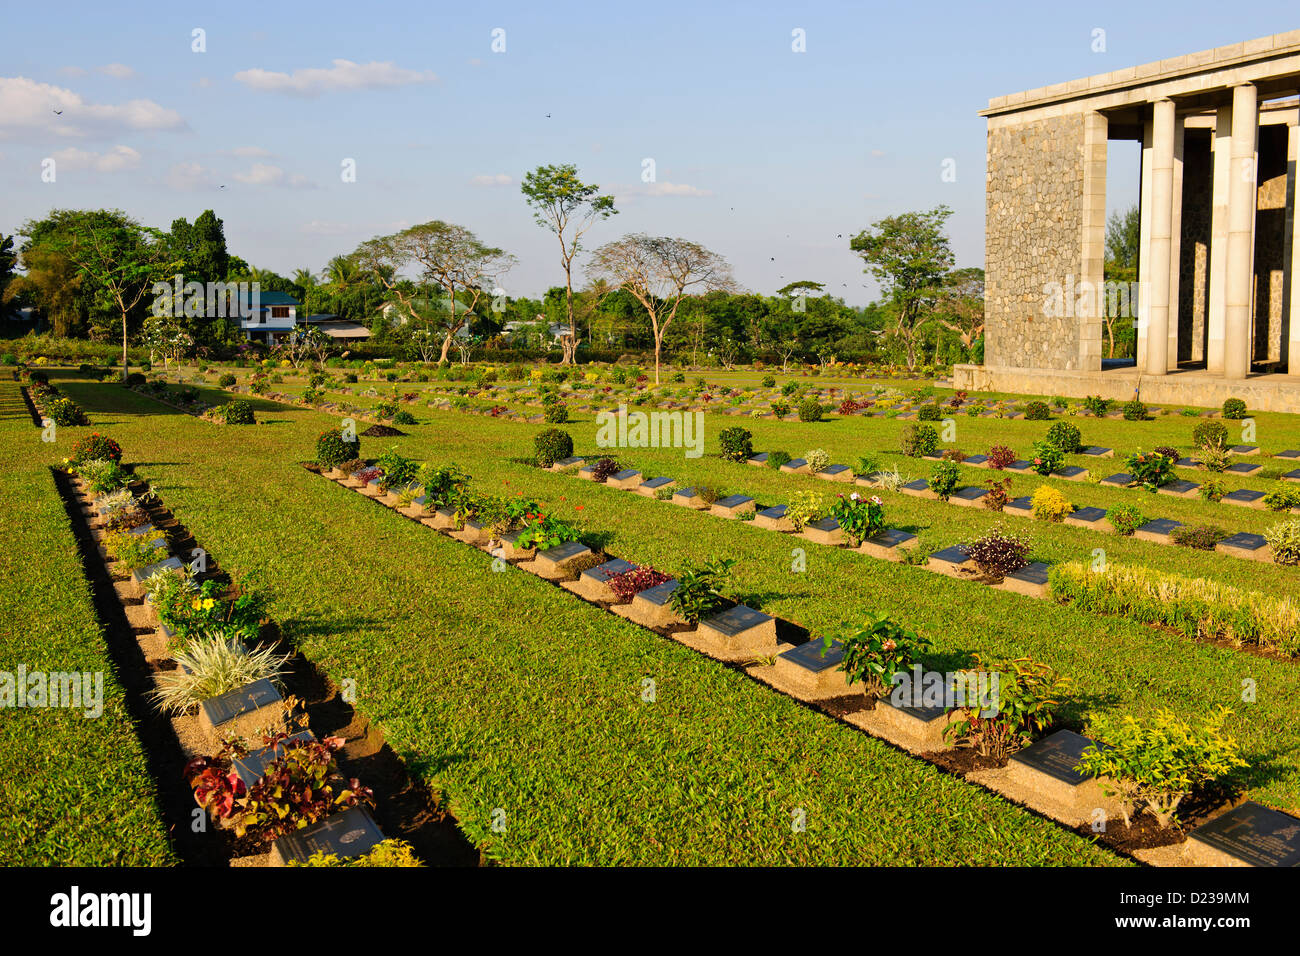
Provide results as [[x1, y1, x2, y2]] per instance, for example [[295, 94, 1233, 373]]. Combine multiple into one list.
[[607, 566, 672, 603], [988, 444, 1016, 469]]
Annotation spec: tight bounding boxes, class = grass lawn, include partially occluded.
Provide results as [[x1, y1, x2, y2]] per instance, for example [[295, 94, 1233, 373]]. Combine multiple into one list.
[[39, 374, 1135, 865], [0, 380, 176, 866]]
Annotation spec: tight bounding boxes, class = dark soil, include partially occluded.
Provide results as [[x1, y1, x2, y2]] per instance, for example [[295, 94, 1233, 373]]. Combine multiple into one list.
[[361, 424, 407, 437]]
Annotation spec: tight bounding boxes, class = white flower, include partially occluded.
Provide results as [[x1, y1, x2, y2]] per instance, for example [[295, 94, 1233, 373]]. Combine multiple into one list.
[[850, 492, 860, 501]]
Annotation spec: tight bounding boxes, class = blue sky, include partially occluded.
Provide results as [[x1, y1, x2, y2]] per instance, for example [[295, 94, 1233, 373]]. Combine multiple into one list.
[[0, 1, 1295, 304]]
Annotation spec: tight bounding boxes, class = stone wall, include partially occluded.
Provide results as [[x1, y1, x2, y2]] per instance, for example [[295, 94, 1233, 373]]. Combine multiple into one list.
[[1254, 124, 1289, 364], [985, 114, 1087, 370]]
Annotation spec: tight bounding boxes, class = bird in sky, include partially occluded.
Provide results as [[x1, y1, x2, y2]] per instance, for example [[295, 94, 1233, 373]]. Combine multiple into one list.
[[52, 109, 62, 115], [545, 113, 551, 118]]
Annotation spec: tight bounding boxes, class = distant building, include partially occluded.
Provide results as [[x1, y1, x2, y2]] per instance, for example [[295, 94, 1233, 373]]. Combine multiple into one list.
[[302, 313, 371, 340], [237, 290, 299, 344]]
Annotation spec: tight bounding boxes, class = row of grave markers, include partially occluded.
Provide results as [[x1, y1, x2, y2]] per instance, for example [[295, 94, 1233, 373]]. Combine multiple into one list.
[[71, 473, 387, 866]]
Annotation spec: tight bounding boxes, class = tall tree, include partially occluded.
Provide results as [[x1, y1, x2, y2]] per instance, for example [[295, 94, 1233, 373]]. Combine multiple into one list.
[[587, 234, 738, 383], [520, 164, 617, 364], [850, 205, 954, 370], [43, 210, 177, 378], [353, 221, 515, 363], [934, 266, 985, 354]]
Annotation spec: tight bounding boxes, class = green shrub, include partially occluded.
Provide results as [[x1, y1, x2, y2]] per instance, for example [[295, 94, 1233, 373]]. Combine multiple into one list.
[[825, 612, 930, 698], [1192, 419, 1228, 450], [218, 373, 237, 388], [766, 450, 792, 470], [1076, 707, 1246, 828], [669, 557, 736, 624], [1044, 420, 1082, 454], [785, 490, 827, 530], [797, 397, 823, 422], [917, 403, 942, 421], [1262, 486, 1300, 512], [1083, 396, 1111, 417], [70, 433, 123, 464], [1107, 504, 1147, 536], [223, 400, 255, 425], [761, 374, 776, 388], [718, 426, 753, 463], [770, 400, 790, 418], [829, 492, 885, 546], [315, 427, 360, 467], [928, 460, 962, 500], [1170, 524, 1228, 550], [900, 423, 939, 458], [543, 402, 569, 424], [1265, 519, 1300, 566], [533, 428, 573, 468], [1122, 399, 1148, 421], [393, 410, 417, 425], [1024, 400, 1051, 421], [292, 838, 423, 868], [1222, 398, 1247, 420], [1047, 561, 1300, 655], [46, 397, 89, 426], [804, 448, 830, 474], [1029, 439, 1064, 476], [944, 655, 1069, 760], [1198, 478, 1226, 502], [1124, 450, 1174, 490]]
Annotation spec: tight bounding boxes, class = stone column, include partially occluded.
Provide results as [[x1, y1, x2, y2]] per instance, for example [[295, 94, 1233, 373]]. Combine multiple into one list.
[[1137, 121, 1154, 366], [1079, 111, 1108, 371], [1207, 103, 1233, 373], [1145, 98, 1176, 375], [1287, 122, 1300, 374], [1224, 83, 1259, 380], [1167, 115, 1185, 368]]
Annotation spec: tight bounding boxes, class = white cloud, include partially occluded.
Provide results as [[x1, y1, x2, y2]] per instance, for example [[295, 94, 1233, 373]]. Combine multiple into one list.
[[231, 145, 271, 157], [0, 76, 184, 139], [51, 144, 142, 173], [233, 162, 313, 188], [98, 63, 135, 79], [469, 173, 511, 187], [615, 181, 713, 200], [165, 160, 217, 190], [233, 59, 436, 96]]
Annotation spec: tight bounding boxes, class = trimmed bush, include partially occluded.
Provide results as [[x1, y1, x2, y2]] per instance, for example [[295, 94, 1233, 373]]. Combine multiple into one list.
[[917, 403, 942, 421], [900, 423, 939, 458], [1030, 485, 1074, 522], [1222, 398, 1247, 420], [1024, 400, 1051, 421], [1122, 399, 1148, 421], [766, 450, 792, 470], [718, 427, 753, 464], [1192, 420, 1228, 450], [218, 373, 237, 388], [1262, 486, 1300, 512], [1107, 504, 1147, 536], [70, 433, 123, 465], [928, 460, 961, 500], [223, 400, 255, 425], [797, 397, 823, 422], [543, 402, 569, 424], [1044, 420, 1082, 454], [315, 427, 360, 468], [1170, 524, 1228, 550], [533, 428, 573, 468]]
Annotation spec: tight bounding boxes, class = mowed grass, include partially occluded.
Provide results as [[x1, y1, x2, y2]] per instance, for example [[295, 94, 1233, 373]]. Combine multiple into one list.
[[42, 376, 1129, 865], [0, 381, 176, 866]]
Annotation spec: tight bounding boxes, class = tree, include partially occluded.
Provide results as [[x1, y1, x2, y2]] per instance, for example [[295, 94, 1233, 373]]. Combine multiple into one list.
[[1103, 204, 1141, 358], [934, 266, 985, 355], [587, 234, 738, 383], [42, 210, 176, 378], [353, 221, 515, 363], [850, 205, 954, 370], [0, 233, 15, 310], [3, 243, 83, 334], [521, 164, 617, 364]]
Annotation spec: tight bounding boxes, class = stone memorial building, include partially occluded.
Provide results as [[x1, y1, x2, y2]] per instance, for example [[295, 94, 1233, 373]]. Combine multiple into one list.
[[956, 31, 1300, 411]]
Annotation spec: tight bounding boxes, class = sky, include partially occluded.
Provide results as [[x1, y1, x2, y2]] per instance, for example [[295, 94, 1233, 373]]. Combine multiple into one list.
[[0, 0, 1296, 305]]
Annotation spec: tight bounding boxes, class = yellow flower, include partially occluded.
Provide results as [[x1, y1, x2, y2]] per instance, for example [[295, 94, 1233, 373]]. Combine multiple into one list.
[[202, 598, 216, 610]]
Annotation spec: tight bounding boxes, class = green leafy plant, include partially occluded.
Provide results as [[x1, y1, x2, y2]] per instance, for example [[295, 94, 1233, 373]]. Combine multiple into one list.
[[669, 556, 737, 624], [917, 403, 942, 421], [544, 402, 569, 424], [1107, 503, 1147, 536], [928, 459, 962, 500], [1192, 419, 1228, 451], [797, 397, 823, 422], [900, 423, 939, 458], [291, 838, 423, 867], [785, 490, 827, 531], [770, 400, 790, 418], [1029, 439, 1064, 477], [804, 448, 830, 474], [222, 400, 255, 425], [944, 655, 1069, 760], [316, 427, 360, 468], [1221, 398, 1247, 420], [70, 433, 123, 465], [829, 492, 885, 546], [533, 427, 574, 467], [718, 427, 753, 463], [766, 450, 792, 470], [1265, 519, 1300, 566], [1023, 400, 1050, 421], [1044, 420, 1082, 454], [104, 530, 167, 572], [824, 612, 931, 698], [1170, 524, 1228, 550], [1124, 450, 1174, 490], [515, 511, 583, 551], [375, 448, 418, 491], [1199, 478, 1227, 502], [1262, 486, 1300, 513], [1076, 707, 1246, 828], [1122, 399, 1148, 421]]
